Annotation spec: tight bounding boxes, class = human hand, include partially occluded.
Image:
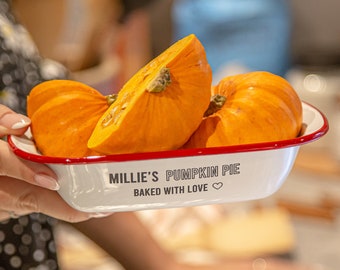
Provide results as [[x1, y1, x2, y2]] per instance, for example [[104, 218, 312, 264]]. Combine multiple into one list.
[[0, 105, 100, 222]]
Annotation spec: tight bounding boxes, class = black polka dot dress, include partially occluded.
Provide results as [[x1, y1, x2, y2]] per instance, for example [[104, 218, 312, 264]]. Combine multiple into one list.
[[0, 215, 59, 270], [0, 0, 68, 269]]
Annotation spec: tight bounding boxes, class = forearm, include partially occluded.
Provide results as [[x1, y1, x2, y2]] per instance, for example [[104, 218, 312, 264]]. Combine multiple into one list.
[[72, 212, 175, 270]]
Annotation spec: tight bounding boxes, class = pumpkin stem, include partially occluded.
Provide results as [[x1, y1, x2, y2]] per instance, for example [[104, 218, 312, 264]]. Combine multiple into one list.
[[204, 94, 226, 117], [106, 94, 118, 106], [146, 67, 171, 93]]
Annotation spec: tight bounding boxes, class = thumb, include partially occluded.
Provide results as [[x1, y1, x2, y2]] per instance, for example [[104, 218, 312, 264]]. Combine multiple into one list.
[[0, 105, 31, 137]]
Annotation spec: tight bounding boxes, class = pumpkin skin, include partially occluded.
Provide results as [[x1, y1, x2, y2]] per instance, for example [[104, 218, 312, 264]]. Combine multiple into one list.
[[27, 80, 105, 117], [27, 80, 114, 157], [88, 34, 212, 154], [184, 71, 303, 148]]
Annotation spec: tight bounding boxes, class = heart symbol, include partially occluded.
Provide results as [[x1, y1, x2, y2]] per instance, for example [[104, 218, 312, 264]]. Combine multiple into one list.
[[212, 182, 223, 190]]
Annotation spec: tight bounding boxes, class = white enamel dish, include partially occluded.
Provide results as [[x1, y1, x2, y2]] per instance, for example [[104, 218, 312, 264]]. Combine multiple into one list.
[[8, 102, 329, 212]]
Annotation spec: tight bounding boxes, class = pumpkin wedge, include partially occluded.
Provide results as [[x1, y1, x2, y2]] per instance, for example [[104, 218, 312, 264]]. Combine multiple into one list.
[[28, 80, 115, 157], [88, 34, 212, 154], [184, 71, 303, 148]]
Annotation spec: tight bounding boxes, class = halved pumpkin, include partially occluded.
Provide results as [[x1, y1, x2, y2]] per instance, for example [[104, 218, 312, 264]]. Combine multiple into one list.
[[28, 80, 115, 157], [27, 80, 111, 117], [88, 34, 212, 154], [184, 71, 303, 148]]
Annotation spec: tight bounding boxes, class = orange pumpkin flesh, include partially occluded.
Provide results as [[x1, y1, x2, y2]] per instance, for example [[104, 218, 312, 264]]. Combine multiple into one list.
[[184, 71, 303, 149], [88, 34, 212, 154], [28, 81, 114, 157]]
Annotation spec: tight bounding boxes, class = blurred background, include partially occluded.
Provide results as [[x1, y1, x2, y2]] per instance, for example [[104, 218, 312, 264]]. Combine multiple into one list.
[[12, 0, 340, 269]]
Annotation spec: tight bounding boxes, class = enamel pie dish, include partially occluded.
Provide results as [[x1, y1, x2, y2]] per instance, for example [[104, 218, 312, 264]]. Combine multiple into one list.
[[8, 102, 328, 213]]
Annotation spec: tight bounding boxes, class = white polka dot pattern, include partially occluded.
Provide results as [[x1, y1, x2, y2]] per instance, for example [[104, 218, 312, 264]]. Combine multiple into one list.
[[0, 214, 59, 269]]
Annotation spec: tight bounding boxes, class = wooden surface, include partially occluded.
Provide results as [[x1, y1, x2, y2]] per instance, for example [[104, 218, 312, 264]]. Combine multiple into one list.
[[294, 149, 340, 177]]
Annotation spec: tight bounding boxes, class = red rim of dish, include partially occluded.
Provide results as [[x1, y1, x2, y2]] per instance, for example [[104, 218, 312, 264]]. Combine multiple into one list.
[[8, 102, 329, 164]]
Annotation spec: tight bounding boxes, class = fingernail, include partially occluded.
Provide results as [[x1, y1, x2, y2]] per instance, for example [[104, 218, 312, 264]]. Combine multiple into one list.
[[11, 118, 31, 129], [2, 113, 31, 129], [34, 174, 60, 190], [89, 212, 113, 218]]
